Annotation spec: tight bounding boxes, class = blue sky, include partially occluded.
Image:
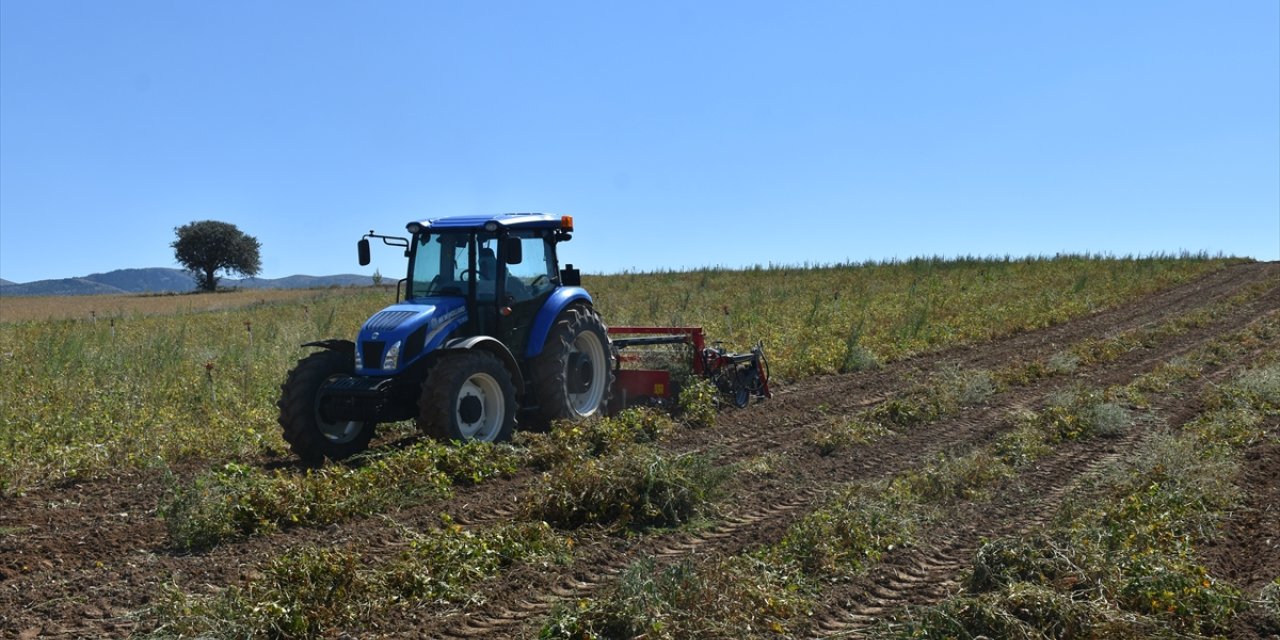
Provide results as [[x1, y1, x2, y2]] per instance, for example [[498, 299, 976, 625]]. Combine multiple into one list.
[[1, 1, 1277, 284]]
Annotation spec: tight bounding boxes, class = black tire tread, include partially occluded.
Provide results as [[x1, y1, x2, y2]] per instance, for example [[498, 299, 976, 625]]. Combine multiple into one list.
[[418, 350, 518, 442], [277, 349, 375, 465], [530, 304, 616, 427]]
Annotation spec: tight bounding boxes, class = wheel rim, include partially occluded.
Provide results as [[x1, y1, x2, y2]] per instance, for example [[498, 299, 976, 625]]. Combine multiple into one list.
[[316, 375, 365, 444], [456, 372, 504, 441], [567, 330, 607, 416]]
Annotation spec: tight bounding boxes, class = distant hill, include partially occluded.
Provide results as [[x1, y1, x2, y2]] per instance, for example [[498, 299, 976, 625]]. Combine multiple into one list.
[[235, 274, 375, 290], [0, 268, 375, 297], [1, 278, 125, 297], [82, 268, 204, 293]]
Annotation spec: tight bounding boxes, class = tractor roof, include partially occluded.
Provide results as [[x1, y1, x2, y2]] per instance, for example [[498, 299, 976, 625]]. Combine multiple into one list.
[[409, 213, 570, 233]]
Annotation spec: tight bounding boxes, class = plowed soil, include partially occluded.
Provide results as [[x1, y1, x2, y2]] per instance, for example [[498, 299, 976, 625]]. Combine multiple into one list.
[[3, 262, 1279, 639]]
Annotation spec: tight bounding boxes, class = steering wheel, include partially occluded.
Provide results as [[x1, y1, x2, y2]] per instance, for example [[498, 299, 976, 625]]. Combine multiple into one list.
[[459, 268, 489, 281], [529, 274, 549, 288]]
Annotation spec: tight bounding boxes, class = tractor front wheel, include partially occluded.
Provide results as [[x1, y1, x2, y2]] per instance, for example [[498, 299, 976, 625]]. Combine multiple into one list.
[[531, 304, 615, 426], [277, 349, 377, 465], [418, 351, 517, 442]]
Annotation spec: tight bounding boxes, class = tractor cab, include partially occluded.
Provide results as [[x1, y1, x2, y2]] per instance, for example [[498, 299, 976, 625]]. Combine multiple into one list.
[[353, 214, 581, 376], [400, 217, 568, 356]]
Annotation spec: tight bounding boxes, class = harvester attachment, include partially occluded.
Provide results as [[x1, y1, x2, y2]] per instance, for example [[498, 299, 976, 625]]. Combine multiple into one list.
[[607, 326, 771, 412]]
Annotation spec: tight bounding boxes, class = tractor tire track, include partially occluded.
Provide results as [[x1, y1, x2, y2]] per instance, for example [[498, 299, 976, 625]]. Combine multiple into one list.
[[933, 262, 1271, 372], [803, 346, 1264, 639]]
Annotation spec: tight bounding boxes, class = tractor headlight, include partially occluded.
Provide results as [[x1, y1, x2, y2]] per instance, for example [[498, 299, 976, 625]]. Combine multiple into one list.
[[382, 340, 402, 370], [354, 345, 364, 369]]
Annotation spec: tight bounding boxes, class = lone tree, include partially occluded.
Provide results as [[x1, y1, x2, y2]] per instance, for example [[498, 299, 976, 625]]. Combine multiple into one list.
[[172, 220, 262, 292]]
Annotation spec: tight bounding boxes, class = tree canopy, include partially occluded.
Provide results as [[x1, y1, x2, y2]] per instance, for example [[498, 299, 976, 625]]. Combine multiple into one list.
[[171, 220, 262, 292]]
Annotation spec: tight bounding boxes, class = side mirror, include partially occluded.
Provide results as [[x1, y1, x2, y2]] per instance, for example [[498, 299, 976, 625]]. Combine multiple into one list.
[[503, 237, 523, 265], [358, 238, 371, 266]]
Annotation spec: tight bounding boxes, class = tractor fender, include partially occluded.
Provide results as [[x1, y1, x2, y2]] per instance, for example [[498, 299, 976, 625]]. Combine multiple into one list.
[[301, 339, 355, 356], [524, 287, 594, 358], [440, 336, 526, 396]]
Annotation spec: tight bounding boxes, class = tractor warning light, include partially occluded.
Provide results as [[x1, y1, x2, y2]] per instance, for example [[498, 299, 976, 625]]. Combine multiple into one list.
[[561, 215, 574, 231]]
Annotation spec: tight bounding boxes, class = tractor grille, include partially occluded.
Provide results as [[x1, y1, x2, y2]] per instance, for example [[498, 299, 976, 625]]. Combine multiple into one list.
[[364, 310, 418, 332], [361, 341, 386, 369]]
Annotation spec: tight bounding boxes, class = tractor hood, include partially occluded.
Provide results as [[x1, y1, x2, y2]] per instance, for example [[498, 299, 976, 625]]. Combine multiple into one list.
[[354, 298, 468, 375]]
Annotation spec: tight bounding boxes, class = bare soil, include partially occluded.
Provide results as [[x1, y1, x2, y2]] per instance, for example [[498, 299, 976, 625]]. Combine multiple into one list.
[[2, 262, 1278, 639]]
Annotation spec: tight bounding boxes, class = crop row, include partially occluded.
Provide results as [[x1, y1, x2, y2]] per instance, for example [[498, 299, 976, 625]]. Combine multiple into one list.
[[159, 405, 716, 549], [897, 361, 1280, 638], [161, 441, 523, 550], [814, 275, 1276, 455], [147, 521, 569, 639], [143, 412, 728, 637]]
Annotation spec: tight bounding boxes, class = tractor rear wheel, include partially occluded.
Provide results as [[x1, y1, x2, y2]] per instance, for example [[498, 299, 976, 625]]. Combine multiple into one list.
[[418, 351, 517, 442], [277, 349, 377, 465], [531, 304, 615, 427]]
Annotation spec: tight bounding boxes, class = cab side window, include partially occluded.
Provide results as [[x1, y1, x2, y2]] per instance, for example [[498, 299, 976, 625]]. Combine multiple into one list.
[[506, 234, 554, 302]]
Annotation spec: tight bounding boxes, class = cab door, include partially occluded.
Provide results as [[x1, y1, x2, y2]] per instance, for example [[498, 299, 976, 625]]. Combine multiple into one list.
[[499, 232, 557, 356]]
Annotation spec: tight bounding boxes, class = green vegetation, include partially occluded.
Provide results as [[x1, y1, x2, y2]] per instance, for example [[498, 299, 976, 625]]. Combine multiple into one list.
[[872, 366, 998, 428], [895, 361, 1280, 639], [147, 521, 568, 639], [519, 408, 730, 530], [543, 381, 1138, 637], [1261, 578, 1280, 632], [541, 556, 809, 640], [524, 444, 728, 529], [995, 278, 1276, 389], [160, 441, 520, 549], [518, 408, 676, 470], [161, 407, 698, 549], [771, 480, 923, 578], [597, 254, 1236, 381], [1021, 386, 1132, 442], [812, 365, 995, 453], [542, 317, 1280, 638], [676, 377, 718, 428], [0, 255, 1237, 495], [4, 254, 1270, 639], [780, 406, 1085, 587], [812, 415, 893, 454], [0, 289, 392, 495]]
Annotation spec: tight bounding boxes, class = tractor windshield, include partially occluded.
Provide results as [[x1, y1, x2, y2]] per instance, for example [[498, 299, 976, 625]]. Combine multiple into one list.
[[408, 229, 558, 302], [409, 232, 471, 298]]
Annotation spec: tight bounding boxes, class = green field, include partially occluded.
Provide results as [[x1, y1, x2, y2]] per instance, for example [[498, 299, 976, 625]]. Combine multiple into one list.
[[6, 253, 1280, 639], [0, 254, 1237, 495]]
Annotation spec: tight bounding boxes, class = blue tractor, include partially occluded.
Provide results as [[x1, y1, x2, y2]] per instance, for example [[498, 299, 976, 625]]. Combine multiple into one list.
[[277, 213, 615, 464]]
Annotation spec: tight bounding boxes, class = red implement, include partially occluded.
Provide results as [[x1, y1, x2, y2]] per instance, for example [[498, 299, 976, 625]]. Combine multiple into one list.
[[607, 326, 769, 411]]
